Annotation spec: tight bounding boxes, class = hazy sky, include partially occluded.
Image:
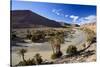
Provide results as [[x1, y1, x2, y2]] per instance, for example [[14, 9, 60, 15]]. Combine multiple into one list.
[[11, 0, 96, 24]]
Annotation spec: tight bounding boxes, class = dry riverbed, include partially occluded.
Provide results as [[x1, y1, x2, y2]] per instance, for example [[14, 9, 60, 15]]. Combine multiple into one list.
[[11, 29, 94, 66]]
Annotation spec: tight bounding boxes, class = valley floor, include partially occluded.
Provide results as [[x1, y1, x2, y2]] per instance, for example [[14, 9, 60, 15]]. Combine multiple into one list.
[[11, 28, 96, 66]]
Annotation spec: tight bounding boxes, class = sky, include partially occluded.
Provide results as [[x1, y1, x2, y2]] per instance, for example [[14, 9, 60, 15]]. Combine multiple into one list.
[[11, 0, 96, 25]]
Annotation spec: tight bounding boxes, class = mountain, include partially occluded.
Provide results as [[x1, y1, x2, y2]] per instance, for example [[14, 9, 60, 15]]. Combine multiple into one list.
[[11, 10, 64, 28]]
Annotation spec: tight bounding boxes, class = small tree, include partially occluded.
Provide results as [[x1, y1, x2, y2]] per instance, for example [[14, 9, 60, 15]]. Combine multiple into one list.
[[49, 36, 55, 54], [49, 34, 64, 59], [18, 49, 27, 63], [53, 35, 64, 54]]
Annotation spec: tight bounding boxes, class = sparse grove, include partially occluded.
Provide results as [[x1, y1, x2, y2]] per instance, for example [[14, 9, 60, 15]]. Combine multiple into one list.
[[11, 26, 96, 66]]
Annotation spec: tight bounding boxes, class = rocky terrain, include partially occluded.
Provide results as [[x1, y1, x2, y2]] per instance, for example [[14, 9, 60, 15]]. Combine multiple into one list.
[[54, 42, 96, 64]]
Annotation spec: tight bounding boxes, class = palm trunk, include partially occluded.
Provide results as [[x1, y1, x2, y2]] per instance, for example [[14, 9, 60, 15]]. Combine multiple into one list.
[[22, 54, 26, 63], [55, 44, 60, 54], [51, 44, 55, 54]]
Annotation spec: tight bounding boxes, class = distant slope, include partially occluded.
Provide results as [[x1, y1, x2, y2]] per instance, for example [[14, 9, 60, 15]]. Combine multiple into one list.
[[11, 10, 63, 28], [81, 22, 96, 32]]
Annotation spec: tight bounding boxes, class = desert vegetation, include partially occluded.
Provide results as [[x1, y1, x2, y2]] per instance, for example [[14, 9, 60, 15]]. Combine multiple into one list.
[[25, 28, 65, 42], [11, 27, 96, 66], [80, 27, 96, 44], [11, 3, 96, 66], [66, 45, 77, 55], [16, 49, 54, 66], [49, 35, 64, 59], [17, 48, 27, 63]]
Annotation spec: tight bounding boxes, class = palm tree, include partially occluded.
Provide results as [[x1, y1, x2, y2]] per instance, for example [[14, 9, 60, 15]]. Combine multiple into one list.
[[54, 35, 64, 54], [49, 36, 55, 54], [18, 48, 27, 63], [49, 34, 64, 55]]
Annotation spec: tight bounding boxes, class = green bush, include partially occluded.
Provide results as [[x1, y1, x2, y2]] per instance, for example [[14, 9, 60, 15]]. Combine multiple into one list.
[[26, 34, 32, 39], [17, 58, 35, 66], [31, 35, 38, 42], [26, 58, 36, 65], [51, 53, 58, 59], [17, 53, 43, 66], [34, 53, 43, 64], [66, 45, 77, 55], [31, 30, 45, 42], [26, 30, 32, 39], [51, 51, 62, 59], [17, 61, 26, 66]]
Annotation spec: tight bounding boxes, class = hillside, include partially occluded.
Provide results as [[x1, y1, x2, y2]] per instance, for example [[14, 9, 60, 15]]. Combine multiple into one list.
[[81, 22, 96, 33], [11, 10, 63, 28]]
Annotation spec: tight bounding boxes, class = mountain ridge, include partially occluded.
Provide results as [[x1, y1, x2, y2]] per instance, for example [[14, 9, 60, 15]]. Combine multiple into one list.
[[11, 10, 80, 28], [11, 10, 63, 28]]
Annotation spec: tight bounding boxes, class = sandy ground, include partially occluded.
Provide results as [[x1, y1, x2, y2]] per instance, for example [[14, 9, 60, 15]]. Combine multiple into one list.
[[11, 29, 87, 66]]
